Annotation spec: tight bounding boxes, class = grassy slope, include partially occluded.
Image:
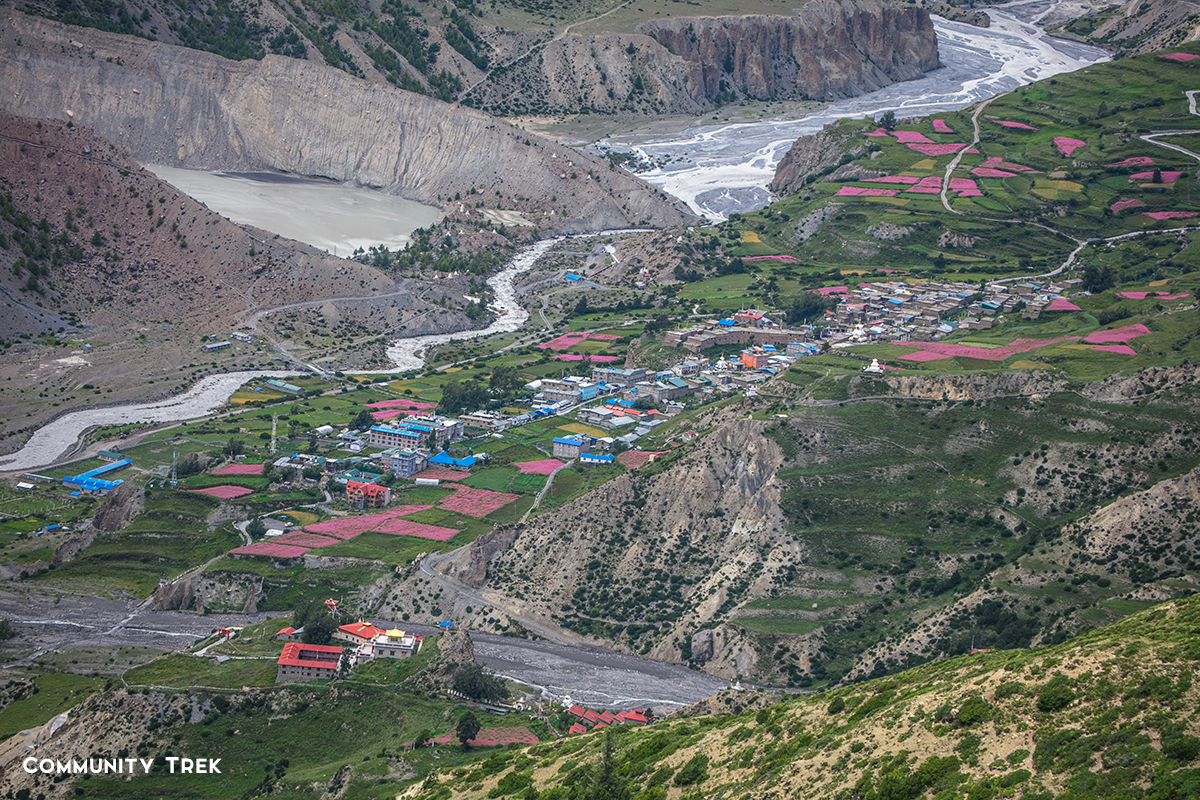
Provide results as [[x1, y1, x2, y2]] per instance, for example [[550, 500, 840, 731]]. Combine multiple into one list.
[[755, 44, 1200, 280], [431, 592, 1200, 800]]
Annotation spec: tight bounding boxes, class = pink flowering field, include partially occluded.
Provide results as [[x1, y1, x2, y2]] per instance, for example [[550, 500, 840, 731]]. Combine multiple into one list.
[[864, 128, 890, 137], [1111, 199, 1146, 213], [189, 485, 253, 499], [1161, 52, 1200, 61], [274, 532, 342, 548], [212, 462, 265, 475], [896, 336, 1077, 362], [1047, 298, 1082, 311], [1144, 211, 1197, 220], [231, 542, 309, 558], [892, 130, 933, 143], [590, 333, 622, 341], [1090, 344, 1138, 355], [618, 450, 664, 470], [973, 167, 1018, 178], [981, 157, 1033, 172], [371, 409, 424, 421], [374, 519, 459, 541], [907, 176, 944, 194], [813, 286, 850, 296], [996, 120, 1037, 130], [836, 186, 898, 197], [366, 399, 436, 410], [1132, 171, 1183, 183], [933, 119, 954, 133], [1083, 324, 1150, 344], [907, 142, 967, 156], [539, 332, 591, 350], [438, 484, 520, 518], [305, 506, 433, 539], [1054, 137, 1086, 156], [515, 459, 566, 475], [865, 176, 921, 184]]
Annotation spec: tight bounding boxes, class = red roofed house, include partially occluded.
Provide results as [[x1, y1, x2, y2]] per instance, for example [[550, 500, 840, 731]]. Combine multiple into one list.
[[275, 626, 297, 641], [594, 721, 608, 729], [617, 710, 649, 724], [568, 705, 586, 719], [599, 711, 617, 725], [582, 709, 602, 725], [346, 480, 391, 509], [276, 643, 343, 682], [568, 723, 587, 735], [335, 620, 385, 646]]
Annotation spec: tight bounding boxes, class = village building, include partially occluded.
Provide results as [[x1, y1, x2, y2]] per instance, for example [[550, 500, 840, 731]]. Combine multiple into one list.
[[346, 480, 390, 509], [275, 643, 343, 682], [552, 436, 589, 459], [389, 448, 428, 478], [335, 620, 385, 646]]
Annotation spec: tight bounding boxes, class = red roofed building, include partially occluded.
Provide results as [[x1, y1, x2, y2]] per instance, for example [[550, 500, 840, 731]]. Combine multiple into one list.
[[568, 705, 586, 718], [568, 723, 587, 735], [335, 620, 385, 646], [275, 643, 343, 682], [582, 709, 602, 724], [599, 711, 617, 725], [346, 480, 391, 509], [275, 626, 297, 641], [594, 721, 608, 729], [617, 710, 649, 724]]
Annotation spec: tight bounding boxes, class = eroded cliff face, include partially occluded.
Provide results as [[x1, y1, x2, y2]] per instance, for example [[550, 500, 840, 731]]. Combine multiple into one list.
[[639, 0, 939, 104], [0, 12, 695, 232], [468, 0, 938, 116]]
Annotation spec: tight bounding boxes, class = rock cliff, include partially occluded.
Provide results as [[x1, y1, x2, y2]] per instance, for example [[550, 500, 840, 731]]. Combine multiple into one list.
[[639, 1, 939, 104], [470, 0, 939, 116], [770, 121, 865, 196], [0, 12, 696, 232]]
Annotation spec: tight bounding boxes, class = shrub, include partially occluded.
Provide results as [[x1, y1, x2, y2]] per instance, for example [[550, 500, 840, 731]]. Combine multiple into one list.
[[673, 754, 709, 786], [1037, 677, 1076, 712]]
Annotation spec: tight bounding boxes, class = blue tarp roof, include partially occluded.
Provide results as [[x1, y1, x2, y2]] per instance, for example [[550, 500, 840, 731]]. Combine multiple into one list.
[[580, 453, 614, 463], [565, 274, 582, 281], [717, 318, 735, 326], [429, 452, 476, 468]]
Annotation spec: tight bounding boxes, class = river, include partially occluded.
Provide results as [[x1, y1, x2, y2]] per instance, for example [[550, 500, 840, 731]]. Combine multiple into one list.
[[0, 371, 302, 473], [601, 0, 1110, 220], [1, 4, 1108, 471]]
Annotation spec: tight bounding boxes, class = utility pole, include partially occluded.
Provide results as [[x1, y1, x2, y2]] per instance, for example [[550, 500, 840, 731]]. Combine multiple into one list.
[[271, 413, 278, 454]]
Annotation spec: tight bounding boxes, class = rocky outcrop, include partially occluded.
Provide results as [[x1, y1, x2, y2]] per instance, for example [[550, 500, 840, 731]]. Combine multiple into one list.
[[770, 121, 865, 196], [0, 12, 696, 233], [91, 482, 144, 532], [640, 1, 938, 103], [469, 0, 938, 116], [1078, 0, 1200, 55], [930, 3, 991, 28], [438, 524, 522, 588]]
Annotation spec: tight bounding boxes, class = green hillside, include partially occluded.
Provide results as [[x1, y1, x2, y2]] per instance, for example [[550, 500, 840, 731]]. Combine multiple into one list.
[[429, 592, 1200, 800], [757, 44, 1200, 280]]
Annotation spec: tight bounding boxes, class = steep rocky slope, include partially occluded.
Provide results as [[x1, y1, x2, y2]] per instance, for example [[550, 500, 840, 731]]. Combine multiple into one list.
[[1057, 0, 1200, 55], [468, 0, 939, 115], [419, 364, 1200, 687], [0, 108, 449, 455], [0, 12, 696, 232]]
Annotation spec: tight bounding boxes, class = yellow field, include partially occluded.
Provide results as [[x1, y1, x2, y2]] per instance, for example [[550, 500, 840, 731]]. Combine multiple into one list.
[[561, 423, 609, 438], [910, 159, 937, 171], [1009, 360, 1042, 369], [740, 231, 762, 243], [280, 511, 319, 526]]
